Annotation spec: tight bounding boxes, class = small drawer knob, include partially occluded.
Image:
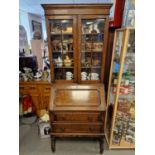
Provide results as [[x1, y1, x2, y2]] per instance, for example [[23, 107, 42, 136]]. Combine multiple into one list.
[[88, 116, 93, 122], [61, 116, 65, 121], [60, 128, 65, 132], [89, 127, 95, 132]]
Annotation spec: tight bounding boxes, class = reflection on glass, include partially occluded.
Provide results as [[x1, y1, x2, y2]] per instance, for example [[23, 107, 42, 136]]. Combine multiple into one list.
[[106, 31, 124, 141], [109, 31, 124, 104], [49, 19, 74, 80], [82, 19, 104, 34], [112, 30, 135, 145], [80, 19, 105, 81]]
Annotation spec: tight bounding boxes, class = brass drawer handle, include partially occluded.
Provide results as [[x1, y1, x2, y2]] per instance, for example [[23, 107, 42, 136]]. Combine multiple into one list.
[[98, 114, 102, 121], [87, 116, 93, 122], [20, 87, 29, 90], [60, 116, 65, 121], [29, 87, 36, 90], [60, 128, 65, 132], [89, 127, 95, 132]]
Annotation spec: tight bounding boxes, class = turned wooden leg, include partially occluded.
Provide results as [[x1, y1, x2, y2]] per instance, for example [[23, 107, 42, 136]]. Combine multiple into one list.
[[51, 136, 56, 153], [99, 137, 104, 154]]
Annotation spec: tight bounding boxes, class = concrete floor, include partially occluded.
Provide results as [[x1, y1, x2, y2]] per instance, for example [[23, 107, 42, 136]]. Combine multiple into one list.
[[19, 121, 135, 155]]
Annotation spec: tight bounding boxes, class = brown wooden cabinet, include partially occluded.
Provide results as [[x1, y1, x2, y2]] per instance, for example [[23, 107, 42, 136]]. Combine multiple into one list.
[[41, 4, 112, 153], [19, 81, 51, 112], [49, 84, 106, 153], [42, 3, 112, 84]]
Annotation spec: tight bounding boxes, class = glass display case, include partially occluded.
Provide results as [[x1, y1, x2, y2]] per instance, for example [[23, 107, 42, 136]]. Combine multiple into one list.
[[105, 27, 135, 149], [44, 5, 111, 83]]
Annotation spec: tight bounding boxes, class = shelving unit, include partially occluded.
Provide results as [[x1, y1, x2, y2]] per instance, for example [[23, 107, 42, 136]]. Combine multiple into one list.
[[43, 4, 111, 83], [105, 27, 135, 149], [42, 4, 112, 154]]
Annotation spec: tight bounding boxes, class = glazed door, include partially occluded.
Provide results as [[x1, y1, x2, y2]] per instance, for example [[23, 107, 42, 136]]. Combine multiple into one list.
[[105, 28, 135, 148], [111, 29, 135, 146], [105, 29, 125, 144], [46, 16, 77, 82], [78, 15, 109, 83]]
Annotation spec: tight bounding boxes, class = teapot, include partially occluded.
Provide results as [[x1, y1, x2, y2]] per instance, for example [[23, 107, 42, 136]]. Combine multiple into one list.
[[55, 56, 63, 67], [64, 55, 72, 67]]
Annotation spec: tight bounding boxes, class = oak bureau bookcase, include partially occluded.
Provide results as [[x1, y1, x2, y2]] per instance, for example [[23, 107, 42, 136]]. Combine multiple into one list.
[[41, 3, 112, 154]]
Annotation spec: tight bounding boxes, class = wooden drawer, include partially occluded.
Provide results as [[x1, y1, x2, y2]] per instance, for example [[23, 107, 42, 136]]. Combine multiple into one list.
[[54, 112, 102, 122], [19, 86, 30, 95], [52, 123, 103, 133], [28, 85, 38, 94], [43, 86, 51, 94], [19, 85, 38, 94]]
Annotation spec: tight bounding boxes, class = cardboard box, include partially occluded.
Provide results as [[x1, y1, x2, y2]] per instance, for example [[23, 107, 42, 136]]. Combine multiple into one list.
[[38, 121, 51, 138]]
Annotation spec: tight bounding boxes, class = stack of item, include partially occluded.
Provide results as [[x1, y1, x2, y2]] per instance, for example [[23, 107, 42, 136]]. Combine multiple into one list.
[[88, 73, 99, 80], [66, 72, 73, 80], [81, 72, 87, 80]]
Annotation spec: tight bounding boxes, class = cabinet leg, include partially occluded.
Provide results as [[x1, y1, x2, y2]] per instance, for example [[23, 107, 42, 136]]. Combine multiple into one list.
[[51, 137, 56, 153], [99, 137, 104, 154]]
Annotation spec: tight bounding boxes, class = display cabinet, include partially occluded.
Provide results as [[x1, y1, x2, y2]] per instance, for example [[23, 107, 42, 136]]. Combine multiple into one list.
[[42, 4, 112, 154], [105, 27, 135, 149], [42, 4, 112, 83]]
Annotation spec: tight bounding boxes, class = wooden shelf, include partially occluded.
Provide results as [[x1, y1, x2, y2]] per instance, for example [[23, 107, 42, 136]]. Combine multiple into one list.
[[80, 80, 100, 84], [82, 41, 103, 43], [105, 131, 134, 149], [81, 66, 101, 68], [19, 81, 50, 85], [53, 51, 73, 53], [51, 33, 73, 35], [110, 138, 135, 149], [92, 66, 101, 68], [82, 33, 103, 35], [54, 80, 74, 83], [81, 67, 91, 68], [54, 66, 74, 69], [81, 51, 102, 53]]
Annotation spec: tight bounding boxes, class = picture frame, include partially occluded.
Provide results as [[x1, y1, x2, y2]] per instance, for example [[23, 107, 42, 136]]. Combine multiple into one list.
[[32, 20, 43, 39]]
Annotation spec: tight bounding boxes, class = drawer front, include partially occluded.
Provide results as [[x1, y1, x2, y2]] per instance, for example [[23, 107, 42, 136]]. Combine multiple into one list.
[[54, 112, 102, 122], [19, 90, 29, 95], [19, 85, 38, 94], [28, 85, 38, 94], [52, 123, 103, 133], [19, 85, 29, 95], [43, 86, 51, 94]]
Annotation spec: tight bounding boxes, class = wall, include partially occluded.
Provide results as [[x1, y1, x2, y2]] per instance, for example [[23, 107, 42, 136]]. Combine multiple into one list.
[[19, 10, 47, 47], [19, 10, 31, 45]]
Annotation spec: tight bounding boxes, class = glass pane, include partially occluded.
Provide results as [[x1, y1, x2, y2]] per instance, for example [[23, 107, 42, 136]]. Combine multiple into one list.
[[49, 19, 74, 80], [106, 31, 124, 141], [81, 19, 104, 81], [109, 31, 124, 105], [112, 30, 135, 145]]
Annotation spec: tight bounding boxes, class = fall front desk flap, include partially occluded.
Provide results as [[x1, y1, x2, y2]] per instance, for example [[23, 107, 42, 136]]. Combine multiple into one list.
[[49, 84, 106, 111]]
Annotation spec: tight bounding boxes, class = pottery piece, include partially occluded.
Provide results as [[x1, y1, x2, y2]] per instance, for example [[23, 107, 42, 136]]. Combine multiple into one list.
[[64, 55, 72, 67]]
